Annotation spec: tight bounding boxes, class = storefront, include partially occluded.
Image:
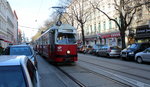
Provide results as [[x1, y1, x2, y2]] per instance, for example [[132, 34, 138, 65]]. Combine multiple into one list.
[[97, 32, 121, 47], [85, 35, 97, 46], [135, 25, 150, 43], [83, 32, 121, 47]]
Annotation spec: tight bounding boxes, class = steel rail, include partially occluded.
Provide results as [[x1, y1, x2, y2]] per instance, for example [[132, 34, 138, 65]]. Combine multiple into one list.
[[56, 66, 86, 87], [79, 59, 150, 81]]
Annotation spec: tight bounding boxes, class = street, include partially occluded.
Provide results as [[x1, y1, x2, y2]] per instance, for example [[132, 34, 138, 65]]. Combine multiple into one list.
[[1, 0, 150, 87], [37, 53, 150, 87]]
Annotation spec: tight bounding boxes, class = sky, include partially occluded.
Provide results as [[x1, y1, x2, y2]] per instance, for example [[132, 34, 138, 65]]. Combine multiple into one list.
[[7, 0, 59, 41]]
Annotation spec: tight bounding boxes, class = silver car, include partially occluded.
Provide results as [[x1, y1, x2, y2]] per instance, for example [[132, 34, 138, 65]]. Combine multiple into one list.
[[135, 47, 150, 63], [97, 46, 121, 57], [0, 55, 40, 87]]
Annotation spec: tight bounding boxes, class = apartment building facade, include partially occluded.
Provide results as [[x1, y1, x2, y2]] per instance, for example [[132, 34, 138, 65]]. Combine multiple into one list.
[[63, 0, 150, 47], [0, 0, 18, 48]]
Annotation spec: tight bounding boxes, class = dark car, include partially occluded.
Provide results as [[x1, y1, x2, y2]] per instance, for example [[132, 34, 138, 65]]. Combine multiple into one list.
[[2, 45, 37, 67], [97, 45, 121, 57], [0, 55, 40, 87], [120, 43, 150, 60]]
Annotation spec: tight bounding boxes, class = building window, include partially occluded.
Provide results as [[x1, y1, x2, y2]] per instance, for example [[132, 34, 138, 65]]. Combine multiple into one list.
[[0, 19, 1, 29], [90, 25, 92, 34], [137, 7, 142, 20], [94, 24, 96, 33], [103, 21, 106, 30], [115, 17, 121, 28], [108, 3, 111, 8], [103, 6, 105, 10], [115, 18, 118, 28], [89, 26, 91, 34], [98, 23, 101, 33], [119, 18, 121, 26], [109, 20, 112, 29]]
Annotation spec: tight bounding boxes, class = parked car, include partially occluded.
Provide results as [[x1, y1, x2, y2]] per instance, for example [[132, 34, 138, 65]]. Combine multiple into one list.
[[135, 47, 150, 63], [97, 45, 121, 57], [2, 45, 37, 67], [120, 43, 150, 60], [0, 55, 40, 87], [78, 45, 86, 53], [91, 44, 104, 55], [84, 45, 93, 54]]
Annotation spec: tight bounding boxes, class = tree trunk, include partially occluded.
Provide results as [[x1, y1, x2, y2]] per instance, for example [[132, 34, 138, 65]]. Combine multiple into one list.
[[81, 24, 85, 45], [120, 30, 126, 49]]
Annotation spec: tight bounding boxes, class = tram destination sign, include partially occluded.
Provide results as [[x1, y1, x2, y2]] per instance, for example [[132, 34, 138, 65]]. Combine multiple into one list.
[[59, 29, 74, 33]]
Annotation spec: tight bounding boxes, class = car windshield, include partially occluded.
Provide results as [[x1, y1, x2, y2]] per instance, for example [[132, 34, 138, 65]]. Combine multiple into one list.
[[10, 46, 32, 56], [57, 33, 76, 44], [0, 66, 26, 87], [127, 44, 139, 49]]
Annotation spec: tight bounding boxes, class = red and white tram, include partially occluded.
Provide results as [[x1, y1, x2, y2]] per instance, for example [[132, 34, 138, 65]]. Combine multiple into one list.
[[36, 24, 78, 63]]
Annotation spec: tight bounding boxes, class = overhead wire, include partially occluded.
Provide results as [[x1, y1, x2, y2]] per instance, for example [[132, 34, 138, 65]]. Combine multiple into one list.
[[19, 0, 44, 30], [35, 0, 43, 24], [19, 25, 39, 29]]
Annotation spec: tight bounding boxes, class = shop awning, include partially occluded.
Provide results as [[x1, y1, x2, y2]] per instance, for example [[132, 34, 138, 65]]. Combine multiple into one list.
[[111, 33, 120, 37], [101, 32, 120, 38], [3, 40, 12, 43], [102, 34, 111, 38]]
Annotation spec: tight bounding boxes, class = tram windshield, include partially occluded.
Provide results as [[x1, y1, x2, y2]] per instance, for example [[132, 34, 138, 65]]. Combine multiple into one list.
[[57, 33, 76, 44]]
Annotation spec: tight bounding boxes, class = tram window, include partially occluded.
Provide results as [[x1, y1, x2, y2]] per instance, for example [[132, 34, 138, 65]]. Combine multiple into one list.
[[67, 34, 76, 44], [57, 33, 76, 44]]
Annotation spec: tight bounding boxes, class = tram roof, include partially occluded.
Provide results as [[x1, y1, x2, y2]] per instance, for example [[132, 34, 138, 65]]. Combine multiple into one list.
[[36, 24, 76, 40], [50, 24, 76, 30]]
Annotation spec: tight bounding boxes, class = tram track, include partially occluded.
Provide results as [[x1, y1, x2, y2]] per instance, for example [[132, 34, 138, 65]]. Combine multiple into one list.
[[86, 54, 150, 72], [80, 54, 150, 72], [76, 64, 132, 87], [79, 59, 150, 81], [56, 66, 86, 87], [57, 64, 131, 87], [79, 59, 150, 87]]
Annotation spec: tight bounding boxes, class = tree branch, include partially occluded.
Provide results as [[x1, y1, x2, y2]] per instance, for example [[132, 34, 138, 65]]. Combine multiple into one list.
[[127, 8, 136, 26]]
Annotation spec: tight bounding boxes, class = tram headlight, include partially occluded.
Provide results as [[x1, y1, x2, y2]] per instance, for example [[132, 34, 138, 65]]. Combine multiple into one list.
[[67, 50, 70, 54]]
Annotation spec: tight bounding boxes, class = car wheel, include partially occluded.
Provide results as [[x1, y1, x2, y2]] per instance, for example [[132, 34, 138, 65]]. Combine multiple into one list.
[[107, 53, 110, 58], [136, 56, 143, 64]]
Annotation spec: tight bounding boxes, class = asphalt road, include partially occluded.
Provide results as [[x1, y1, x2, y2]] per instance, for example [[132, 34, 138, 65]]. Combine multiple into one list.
[[36, 54, 150, 87], [37, 55, 79, 87]]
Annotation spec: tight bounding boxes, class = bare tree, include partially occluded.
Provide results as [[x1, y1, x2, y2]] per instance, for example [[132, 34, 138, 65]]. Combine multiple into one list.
[[66, 0, 92, 45], [90, 0, 150, 49]]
